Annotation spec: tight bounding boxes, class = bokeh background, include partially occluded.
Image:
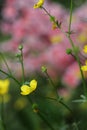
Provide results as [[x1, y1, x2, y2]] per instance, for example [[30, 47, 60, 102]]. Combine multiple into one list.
[[0, 0, 87, 130]]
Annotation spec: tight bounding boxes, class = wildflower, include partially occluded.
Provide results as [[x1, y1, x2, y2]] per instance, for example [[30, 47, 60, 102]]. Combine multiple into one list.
[[33, 0, 44, 9], [18, 45, 23, 50], [0, 79, 10, 95], [78, 33, 87, 43], [52, 22, 57, 30], [81, 60, 87, 71], [14, 97, 28, 110], [20, 80, 37, 95], [0, 94, 10, 103], [50, 35, 62, 44], [83, 45, 87, 54], [41, 66, 47, 73]]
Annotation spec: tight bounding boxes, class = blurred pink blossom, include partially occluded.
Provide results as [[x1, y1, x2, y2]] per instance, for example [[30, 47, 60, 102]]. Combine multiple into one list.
[[62, 62, 81, 88]]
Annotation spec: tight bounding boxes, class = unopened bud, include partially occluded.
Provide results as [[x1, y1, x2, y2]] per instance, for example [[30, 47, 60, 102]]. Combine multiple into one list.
[[32, 103, 39, 113], [41, 66, 47, 73], [15, 52, 21, 57], [18, 45, 23, 50], [66, 48, 72, 54]]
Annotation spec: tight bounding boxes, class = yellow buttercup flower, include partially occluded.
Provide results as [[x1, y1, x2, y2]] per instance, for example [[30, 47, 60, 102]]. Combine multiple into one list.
[[20, 80, 37, 95], [83, 45, 87, 54], [14, 97, 28, 110], [33, 0, 44, 9], [29, 80, 37, 90], [0, 79, 10, 95], [78, 33, 87, 43], [50, 35, 62, 44], [52, 22, 57, 30], [0, 94, 11, 103], [81, 60, 87, 71]]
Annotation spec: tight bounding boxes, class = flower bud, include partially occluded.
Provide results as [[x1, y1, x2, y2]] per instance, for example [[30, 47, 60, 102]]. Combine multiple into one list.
[[66, 48, 72, 54], [32, 103, 39, 113], [41, 66, 47, 73], [18, 45, 23, 50]]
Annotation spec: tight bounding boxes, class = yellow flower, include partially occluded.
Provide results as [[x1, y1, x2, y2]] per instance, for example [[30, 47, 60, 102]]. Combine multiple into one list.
[[52, 22, 57, 30], [33, 0, 44, 9], [0, 79, 10, 95], [0, 94, 10, 103], [81, 60, 87, 71], [50, 35, 62, 44], [78, 33, 87, 43], [83, 45, 87, 54], [14, 97, 28, 110], [20, 80, 37, 95]]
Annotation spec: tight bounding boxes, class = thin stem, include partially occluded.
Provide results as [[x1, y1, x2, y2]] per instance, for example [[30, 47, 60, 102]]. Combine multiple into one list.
[[0, 53, 12, 75], [42, 6, 51, 18], [28, 97, 55, 130], [45, 70, 61, 99], [19, 49, 25, 84], [0, 69, 21, 86], [38, 94, 57, 101], [0, 96, 6, 130], [38, 111, 55, 130], [68, 0, 73, 33], [44, 71, 73, 114], [59, 100, 73, 114], [38, 94, 73, 113], [68, 37, 86, 96], [67, 0, 86, 96], [45, 71, 56, 89]]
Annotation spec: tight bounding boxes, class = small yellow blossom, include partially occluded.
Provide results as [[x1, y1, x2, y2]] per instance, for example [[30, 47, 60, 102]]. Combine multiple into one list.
[[0, 79, 10, 95], [78, 33, 87, 43], [81, 60, 87, 71], [14, 97, 28, 110], [83, 45, 87, 54], [20, 80, 37, 95], [52, 22, 57, 30], [33, 0, 44, 9], [29, 80, 37, 91], [50, 35, 62, 44], [0, 94, 10, 103]]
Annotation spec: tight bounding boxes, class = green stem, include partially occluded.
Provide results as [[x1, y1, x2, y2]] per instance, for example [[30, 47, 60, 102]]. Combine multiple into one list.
[[68, 0, 86, 96], [38, 94, 73, 113], [44, 71, 73, 114], [68, 0, 73, 34], [0, 96, 6, 130], [38, 111, 55, 130], [42, 6, 51, 18], [45, 71, 56, 89], [68, 37, 86, 96], [42, 6, 57, 25], [0, 53, 12, 75], [28, 97, 55, 130], [20, 49, 25, 84], [0, 69, 21, 86], [59, 100, 73, 114]]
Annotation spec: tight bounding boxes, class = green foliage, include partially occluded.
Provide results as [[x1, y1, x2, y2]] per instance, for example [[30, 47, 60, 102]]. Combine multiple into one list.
[[0, 32, 11, 42], [53, 0, 87, 9]]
